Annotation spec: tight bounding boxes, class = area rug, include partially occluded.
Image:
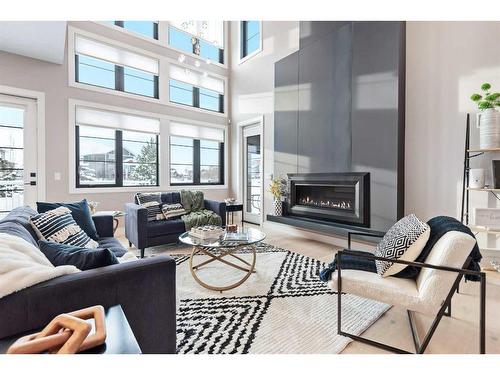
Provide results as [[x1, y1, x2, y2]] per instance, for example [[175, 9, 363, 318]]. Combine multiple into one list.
[[173, 243, 390, 354]]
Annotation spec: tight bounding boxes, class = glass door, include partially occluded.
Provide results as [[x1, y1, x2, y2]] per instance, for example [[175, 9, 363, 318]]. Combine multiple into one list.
[[243, 125, 262, 224], [0, 95, 38, 219]]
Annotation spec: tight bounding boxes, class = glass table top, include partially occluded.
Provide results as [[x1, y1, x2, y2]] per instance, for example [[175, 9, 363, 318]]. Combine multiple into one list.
[[179, 227, 266, 248]]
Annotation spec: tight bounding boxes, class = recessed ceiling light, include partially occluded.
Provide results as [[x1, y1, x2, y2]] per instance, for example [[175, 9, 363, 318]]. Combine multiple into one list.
[[206, 59, 212, 65], [194, 60, 201, 68], [178, 54, 186, 63]]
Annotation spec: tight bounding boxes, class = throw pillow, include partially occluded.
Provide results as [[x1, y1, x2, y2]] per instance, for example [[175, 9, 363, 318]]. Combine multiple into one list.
[[162, 203, 187, 220], [374, 214, 430, 277], [38, 240, 119, 270], [30, 206, 98, 249], [36, 199, 99, 241], [135, 192, 164, 221]]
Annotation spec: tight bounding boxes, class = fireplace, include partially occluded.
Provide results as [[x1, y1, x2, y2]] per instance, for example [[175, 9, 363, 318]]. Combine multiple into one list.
[[287, 173, 370, 227]]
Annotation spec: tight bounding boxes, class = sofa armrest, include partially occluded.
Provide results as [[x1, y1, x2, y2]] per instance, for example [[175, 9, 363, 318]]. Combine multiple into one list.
[[92, 215, 114, 238], [0, 256, 177, 354], [125, 203, 148, 249], [204, 199, 227, 226]]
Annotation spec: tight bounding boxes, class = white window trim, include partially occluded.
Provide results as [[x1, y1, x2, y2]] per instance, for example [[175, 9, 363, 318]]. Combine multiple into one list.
[[68, 99, 228, 194], [68, 26, 228, 118], [95, 21, 229, 70], [238, 21, 263, 65]]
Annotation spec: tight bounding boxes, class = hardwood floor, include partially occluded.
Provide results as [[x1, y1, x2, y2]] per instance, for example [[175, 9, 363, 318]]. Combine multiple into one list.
[[115, 220, 500, 354]]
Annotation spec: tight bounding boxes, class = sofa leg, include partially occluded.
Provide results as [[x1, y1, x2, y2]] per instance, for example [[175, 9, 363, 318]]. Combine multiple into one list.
[[129, 241, 132, 248], [140, 248, 145, 258]]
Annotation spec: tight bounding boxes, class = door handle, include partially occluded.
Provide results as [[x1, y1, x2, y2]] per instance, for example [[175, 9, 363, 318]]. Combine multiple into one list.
[[24, 181, 36, 186]]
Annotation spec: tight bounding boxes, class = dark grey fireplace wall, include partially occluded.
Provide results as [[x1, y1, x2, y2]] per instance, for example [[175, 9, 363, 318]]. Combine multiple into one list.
[[274, 21, 405, 232]]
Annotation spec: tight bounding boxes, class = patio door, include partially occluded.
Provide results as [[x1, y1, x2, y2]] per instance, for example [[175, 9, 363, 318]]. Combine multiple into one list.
[[242, 123, 263, 224], [0, 95, 38, 219]]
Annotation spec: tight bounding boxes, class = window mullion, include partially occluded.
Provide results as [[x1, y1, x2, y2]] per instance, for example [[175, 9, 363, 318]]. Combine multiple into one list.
[[219, 142, 224, 185], [193, 139, 201, 184], [193, 86, 200, 108], [75, 125, 81, 188], [115, 65, 124, 92], [116, 130, 123, 187]]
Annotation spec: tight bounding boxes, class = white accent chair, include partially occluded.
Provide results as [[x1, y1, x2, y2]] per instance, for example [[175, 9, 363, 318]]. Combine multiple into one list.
[[329, 231, 486, 354]]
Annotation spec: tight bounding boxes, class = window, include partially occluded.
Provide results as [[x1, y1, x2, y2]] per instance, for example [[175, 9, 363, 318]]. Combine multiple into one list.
[[74, 35, 159, 99], [108, 21, 159, 40], [168, 21, 224, 64], [169, 123, 224, 185], [240, 21, 261, 59], [168, 65, 224, 113], [75, 106, 159, 188]]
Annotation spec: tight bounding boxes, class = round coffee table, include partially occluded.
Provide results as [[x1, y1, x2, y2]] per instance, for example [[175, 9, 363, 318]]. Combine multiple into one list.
[[179, 228, 266, 292]]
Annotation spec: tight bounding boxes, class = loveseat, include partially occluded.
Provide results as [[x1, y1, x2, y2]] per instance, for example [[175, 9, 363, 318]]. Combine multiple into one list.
[[125, 191, 226, 258], [0, 206, 177, 354]]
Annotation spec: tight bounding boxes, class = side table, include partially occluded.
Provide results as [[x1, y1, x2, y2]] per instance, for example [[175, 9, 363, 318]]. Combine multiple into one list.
[[0, 305, 141, 354], [225, 203, 244, 227], [93, 211, 125, 234]]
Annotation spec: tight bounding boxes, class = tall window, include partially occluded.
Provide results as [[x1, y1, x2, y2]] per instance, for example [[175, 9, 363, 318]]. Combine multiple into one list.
[[75, 106, 159, 188], [169, 123, 224, 185], [107, 21, 159, 40], [240, 21, 261, 59], [168, 65, 224, 113], [168, 21, 224, 64], [74, 35, 159, 99]]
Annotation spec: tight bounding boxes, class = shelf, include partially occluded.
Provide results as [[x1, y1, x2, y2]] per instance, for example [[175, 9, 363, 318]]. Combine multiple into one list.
[[467, 148, 500, 153], [466, 187, 500, 192], [468, 225, 500, 235]]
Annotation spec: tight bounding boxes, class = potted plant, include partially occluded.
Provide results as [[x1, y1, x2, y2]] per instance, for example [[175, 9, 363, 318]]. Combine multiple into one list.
[[471, 83, 500, 149], [268, 177, 287, 216]]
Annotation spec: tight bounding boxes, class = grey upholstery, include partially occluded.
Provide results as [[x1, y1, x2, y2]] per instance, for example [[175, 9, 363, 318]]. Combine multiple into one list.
[[126, 192, 226, 257], [0, 206, 177, 353]]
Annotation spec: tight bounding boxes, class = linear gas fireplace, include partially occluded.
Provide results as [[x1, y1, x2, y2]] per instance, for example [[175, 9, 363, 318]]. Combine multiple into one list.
[[287, 173, 370, 227]]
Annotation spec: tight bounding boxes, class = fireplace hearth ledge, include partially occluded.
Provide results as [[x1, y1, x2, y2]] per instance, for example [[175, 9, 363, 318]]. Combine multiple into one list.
[[266, 214, 385, 243]]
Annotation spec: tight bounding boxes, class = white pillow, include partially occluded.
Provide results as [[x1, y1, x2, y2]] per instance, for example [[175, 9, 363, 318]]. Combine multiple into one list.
[[375, 214, 430, 277]]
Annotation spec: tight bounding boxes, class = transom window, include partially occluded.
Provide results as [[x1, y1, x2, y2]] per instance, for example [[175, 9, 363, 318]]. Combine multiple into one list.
[[169, 123, 224, 185], [168, 21, 224, 64], [240, 21, 261, 59], [75, 106, 159, 188], [168, 65, 224, 113], [74, 35, 159, 99], [107, 21, 159, 40]]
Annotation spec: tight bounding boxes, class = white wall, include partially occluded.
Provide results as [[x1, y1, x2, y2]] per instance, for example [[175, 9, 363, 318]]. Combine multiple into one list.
[[228, 21, 300, 219], [405, 21, 500, 221]]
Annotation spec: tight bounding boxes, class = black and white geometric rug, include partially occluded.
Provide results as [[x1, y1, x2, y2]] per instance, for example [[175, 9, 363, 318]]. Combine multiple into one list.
[[173, 244, 390, 354]]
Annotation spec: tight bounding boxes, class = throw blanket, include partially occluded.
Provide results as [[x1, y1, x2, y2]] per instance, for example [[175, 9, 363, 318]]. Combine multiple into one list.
[[0, 233, 79, 299], [180, 190, 222, 230], [320, 216, 482, 282]]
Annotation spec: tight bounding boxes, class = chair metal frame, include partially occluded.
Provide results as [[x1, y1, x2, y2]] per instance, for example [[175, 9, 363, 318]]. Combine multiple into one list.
[[336, 249, 486, 354]]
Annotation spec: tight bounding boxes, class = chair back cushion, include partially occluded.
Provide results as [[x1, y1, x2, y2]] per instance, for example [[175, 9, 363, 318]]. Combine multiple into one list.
[[161, 192, 181, 205], [416, 231, 476, 313]]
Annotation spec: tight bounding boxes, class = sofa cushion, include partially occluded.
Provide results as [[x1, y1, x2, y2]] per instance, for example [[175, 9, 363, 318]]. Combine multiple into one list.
[[147, 218, 185, 238], [0, 221, 38, 247], [38, 240, 119, 271], [135, 193, 164, 222], [162, 203, 187, 220], [30, 207, 99, 249], [97, 237, 128, 257], [160, 192, 181, 205], [0, 206, 39, 243], [37, 199, 99, 241]]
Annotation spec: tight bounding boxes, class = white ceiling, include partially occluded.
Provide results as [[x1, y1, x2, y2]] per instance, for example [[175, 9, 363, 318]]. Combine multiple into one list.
[[0, 21, 67, 64]]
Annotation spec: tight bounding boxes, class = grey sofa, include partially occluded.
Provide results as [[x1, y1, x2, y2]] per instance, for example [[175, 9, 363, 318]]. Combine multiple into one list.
[[125, 191, 226, 258], [0, 206, 177, 354]]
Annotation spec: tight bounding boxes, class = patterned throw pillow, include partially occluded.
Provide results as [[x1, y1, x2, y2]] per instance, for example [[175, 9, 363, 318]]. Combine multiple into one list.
[[375, 214, 430, 277], [162, 203, 187, 220], [30, 206, 98, 249], [135, 192, 164, 222]]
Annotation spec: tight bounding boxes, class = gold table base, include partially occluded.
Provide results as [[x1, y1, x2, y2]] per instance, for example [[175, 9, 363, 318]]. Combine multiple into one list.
[[188, 244, 257, 292]]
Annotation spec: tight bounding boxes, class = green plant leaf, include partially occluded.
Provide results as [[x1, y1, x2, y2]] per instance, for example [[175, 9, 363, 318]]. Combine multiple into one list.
[[481, 83, 492, 91], [479, 101, 494, 110], [486, 93, 500, 101], [471, 93, 482, 102]]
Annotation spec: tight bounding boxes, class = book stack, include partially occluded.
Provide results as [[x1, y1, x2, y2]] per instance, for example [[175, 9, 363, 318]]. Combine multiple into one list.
[[189, 225, 224, 239]]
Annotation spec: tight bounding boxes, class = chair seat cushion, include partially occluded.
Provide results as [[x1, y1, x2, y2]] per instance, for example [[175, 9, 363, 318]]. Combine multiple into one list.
[[327, 269, 432, 314], [97, 237, 127, 257], [147, 218, 185, 238]]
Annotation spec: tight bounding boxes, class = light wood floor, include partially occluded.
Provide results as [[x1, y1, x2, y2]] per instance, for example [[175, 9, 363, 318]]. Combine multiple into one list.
[[115, 221, 500, 354]]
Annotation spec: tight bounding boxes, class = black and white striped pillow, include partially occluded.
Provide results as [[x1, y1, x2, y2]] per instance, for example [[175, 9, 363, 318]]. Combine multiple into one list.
[[136, 192, 164, 221], [30, 206, 98, 249], [162, 203, 187, 220]]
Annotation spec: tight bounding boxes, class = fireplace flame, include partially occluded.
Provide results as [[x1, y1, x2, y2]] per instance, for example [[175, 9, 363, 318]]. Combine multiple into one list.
[[299, 196, 352, 210]]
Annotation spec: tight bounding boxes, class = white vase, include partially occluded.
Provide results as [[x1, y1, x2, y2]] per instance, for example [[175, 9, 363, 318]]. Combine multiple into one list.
[[274, 199, 283, 216], [477, 108, 500, 149]]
